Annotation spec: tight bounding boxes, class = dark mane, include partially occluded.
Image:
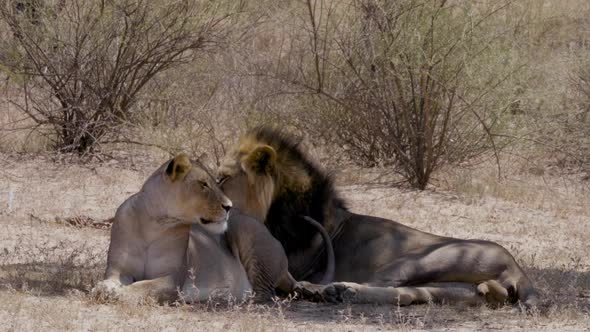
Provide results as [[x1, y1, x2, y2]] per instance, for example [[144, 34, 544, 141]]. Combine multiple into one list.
[[246, 126, 346, 256]]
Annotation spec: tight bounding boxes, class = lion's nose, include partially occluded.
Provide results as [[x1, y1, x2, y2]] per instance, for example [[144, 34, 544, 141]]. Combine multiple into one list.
[[222, 202, 232, 212]]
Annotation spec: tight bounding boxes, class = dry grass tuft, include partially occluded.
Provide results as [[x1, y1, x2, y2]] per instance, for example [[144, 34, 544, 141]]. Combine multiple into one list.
[[55, 216, 113, 230], [0, 240, 104, 296], [27, 213, 113, 230]]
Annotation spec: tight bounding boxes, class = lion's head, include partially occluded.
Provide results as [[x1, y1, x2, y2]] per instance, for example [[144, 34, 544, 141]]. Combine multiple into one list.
[[217, 128, 310, 221], [143, 153, 232, 234], [217, 127, 345, 251]]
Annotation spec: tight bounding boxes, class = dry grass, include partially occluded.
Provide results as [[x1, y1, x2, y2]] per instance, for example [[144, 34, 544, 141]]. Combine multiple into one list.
[[1, 154, 589, 331], [0, 0, 589, 330]]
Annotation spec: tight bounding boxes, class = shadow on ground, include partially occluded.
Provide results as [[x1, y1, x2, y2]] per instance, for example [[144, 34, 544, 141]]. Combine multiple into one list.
[[1, 262, 587, 328]]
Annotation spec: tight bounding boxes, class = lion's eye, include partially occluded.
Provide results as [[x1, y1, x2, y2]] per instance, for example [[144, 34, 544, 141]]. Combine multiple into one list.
[[198, 181, 209, 189]]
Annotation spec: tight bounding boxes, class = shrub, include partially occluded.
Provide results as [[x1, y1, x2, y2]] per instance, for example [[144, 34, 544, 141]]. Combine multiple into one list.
[[0, 0, 236, 154], [271, 0, 528, 189]]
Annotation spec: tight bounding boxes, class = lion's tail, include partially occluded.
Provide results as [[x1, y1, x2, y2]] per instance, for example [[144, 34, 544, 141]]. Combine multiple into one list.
[[301, 216, 335, 284]]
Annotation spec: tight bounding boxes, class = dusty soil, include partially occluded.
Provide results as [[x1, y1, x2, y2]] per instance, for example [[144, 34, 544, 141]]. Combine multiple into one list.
[[0, 153, 589, 331]]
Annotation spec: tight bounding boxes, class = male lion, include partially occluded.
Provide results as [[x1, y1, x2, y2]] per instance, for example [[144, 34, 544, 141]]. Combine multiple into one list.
[[92, 153, 330, 303], [217, 127, 541, 308]]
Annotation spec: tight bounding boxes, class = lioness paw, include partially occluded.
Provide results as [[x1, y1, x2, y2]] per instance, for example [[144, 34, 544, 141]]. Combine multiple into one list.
[[90, 280, 120, 302]]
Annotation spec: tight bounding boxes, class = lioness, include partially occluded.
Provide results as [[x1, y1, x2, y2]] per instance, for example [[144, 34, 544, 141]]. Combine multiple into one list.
[[217, 127, 541, 308], [92, 153, 329, 303]]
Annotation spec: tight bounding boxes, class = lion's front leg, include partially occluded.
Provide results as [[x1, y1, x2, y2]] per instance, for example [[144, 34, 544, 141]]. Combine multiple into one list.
[[91, 275, 177, 303], [118, 275, 178, 303], [291, 281, 330, 302], [320, 282, 413, 305], [292, 281, 413, 305], [293, 281, 490, 306], [90, 278, 124, 301]]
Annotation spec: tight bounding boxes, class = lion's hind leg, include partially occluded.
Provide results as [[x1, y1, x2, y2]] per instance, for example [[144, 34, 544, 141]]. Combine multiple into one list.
[[372, 239, 540, 308], [290, 281, 406, 304]]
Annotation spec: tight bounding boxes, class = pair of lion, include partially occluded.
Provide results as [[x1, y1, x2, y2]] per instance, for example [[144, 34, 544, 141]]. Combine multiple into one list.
[[95, 127, 540, 309], [92, 153, 330, 303]]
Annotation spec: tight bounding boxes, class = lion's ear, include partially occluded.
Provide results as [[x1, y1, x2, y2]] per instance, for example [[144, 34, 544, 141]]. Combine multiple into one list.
[[166, 153, 192, 182], [242, 145, 276, 175]]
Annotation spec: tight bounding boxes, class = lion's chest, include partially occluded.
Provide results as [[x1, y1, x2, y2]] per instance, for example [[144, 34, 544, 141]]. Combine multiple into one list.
[[141, 232, 188, 280], [180, 229, 252, 301]]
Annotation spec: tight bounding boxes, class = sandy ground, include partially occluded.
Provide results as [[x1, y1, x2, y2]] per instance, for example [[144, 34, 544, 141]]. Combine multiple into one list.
[[0, 153, 589, 331]]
